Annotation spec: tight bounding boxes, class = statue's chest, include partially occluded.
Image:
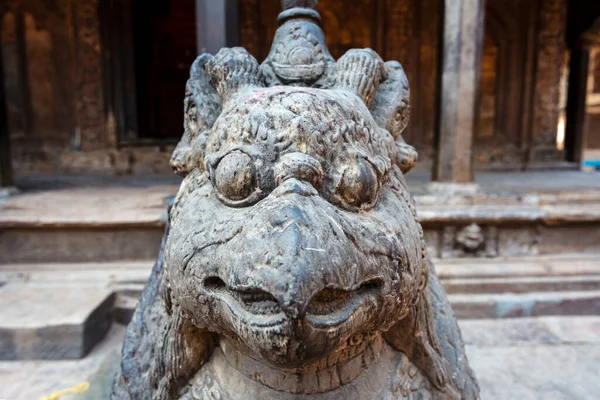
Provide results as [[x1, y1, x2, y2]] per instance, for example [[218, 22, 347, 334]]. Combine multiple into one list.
[[179, 347, 432, 400]]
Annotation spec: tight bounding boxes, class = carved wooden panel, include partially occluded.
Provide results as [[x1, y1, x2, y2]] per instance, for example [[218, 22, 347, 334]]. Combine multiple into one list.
[[317, 0, 379, 59], [238, 0, 260, 58], [473, 0, 539, 167], [0, 0, 85, 170], [478, 32, 498, 141], [1, 9, 30, 138], [384, 0, 439, 161], [72, 0, 107, 150], [530, 0, 567, 163], [592, 48, 600, 94]]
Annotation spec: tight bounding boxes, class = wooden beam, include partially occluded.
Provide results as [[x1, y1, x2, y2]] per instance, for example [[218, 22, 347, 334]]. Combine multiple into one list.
[[196, 0, 239, 55], [433, 0, 486, 183]]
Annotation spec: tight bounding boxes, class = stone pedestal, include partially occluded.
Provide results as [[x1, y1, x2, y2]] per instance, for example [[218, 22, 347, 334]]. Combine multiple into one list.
[[434, 0, 486, 183]]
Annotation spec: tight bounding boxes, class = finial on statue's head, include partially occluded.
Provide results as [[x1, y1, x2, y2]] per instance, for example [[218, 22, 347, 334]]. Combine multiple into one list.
[[262, 0, 333, 87], [278, 0, 320, 25]]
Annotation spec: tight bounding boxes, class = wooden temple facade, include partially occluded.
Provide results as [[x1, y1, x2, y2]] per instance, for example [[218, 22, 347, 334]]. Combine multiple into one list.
[[1, 0, 600, 184]]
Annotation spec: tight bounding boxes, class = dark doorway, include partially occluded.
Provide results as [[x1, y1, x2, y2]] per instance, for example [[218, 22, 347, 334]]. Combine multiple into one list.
[[131, 0, 197, 142]]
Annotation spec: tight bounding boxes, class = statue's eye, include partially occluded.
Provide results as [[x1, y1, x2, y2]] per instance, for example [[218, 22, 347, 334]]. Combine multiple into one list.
[[335, 159, 379, 209], [214, 151, 257, 201]]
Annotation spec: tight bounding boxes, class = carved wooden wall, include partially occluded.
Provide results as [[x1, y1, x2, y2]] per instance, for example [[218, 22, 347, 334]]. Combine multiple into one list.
[[0, 0, 107, 172], [0, 0, 571, 173]]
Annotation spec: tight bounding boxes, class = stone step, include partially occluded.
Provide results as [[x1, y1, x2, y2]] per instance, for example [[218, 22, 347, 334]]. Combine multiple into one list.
[[458, 316, 600, 346], [449, 290, 600, 319], [444, 275, 600, 294], [0, 186, 171, 263], [0, 283, 115, 360], [435, 254, 600, 279], [0, 226, 164, 263], [0, 261, 153, 285]]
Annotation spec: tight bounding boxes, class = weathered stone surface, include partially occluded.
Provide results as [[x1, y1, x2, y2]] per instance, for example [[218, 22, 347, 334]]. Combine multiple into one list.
[[0, 284, 115, 360], [113, 1, 478, 399]]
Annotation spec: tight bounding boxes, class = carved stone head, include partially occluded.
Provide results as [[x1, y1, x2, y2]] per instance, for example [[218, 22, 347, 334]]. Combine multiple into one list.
[[115, 2, 479, 399], [165, 4, 426, 371]]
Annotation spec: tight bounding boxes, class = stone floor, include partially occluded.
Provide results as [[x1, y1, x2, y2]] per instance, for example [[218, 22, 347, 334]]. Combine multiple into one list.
[[1, 317, 599, 400]]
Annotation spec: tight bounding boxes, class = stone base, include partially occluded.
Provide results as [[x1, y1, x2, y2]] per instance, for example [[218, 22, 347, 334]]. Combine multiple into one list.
[[0, 284, 115, 360]]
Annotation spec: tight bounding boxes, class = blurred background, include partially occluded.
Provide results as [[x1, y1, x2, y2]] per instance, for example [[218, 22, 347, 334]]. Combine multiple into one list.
[[0, 0, 599, 399]]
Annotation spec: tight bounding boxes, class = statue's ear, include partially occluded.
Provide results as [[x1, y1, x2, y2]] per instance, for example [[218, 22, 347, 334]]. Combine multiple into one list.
[[170, 54, 221, 176], [336, 48, 385, 107], [370, 61, 418, 174], [205, 47, 264, 102]]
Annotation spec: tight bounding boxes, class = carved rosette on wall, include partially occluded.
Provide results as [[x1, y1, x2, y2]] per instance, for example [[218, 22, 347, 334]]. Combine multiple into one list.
[[112, 1, 479, 399]]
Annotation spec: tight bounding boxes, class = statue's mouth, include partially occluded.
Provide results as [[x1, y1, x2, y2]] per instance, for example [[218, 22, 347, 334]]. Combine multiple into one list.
[[203, 277, 382, 328], [304, 281, 382, 328]]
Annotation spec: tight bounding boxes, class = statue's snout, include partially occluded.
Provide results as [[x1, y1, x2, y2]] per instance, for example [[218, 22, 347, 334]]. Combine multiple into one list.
[[202, 198, 384, 329]]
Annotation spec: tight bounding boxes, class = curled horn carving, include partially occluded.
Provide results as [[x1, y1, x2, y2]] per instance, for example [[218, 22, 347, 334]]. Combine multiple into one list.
[[371, 61, 418, 174], [335, 48, 386, 108], [170, 54, 221, 176]]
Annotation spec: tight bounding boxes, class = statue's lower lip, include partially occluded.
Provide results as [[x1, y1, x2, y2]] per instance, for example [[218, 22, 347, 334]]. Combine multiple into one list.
[[203, 281, 286, 328], [202, 276, 382, 329], [304, 286, 379, 328]]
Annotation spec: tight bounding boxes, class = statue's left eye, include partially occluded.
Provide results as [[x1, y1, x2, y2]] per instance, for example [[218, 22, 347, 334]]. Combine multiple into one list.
[[335, 159, 379, 209], [214, 151, 257, 202]]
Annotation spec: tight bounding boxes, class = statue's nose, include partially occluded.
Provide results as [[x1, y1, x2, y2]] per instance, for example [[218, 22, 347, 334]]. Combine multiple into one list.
[[205, 201, 318, 321]]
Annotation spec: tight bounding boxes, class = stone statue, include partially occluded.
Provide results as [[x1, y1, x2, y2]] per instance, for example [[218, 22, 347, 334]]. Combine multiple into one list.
[[113, 2, 479, 399]]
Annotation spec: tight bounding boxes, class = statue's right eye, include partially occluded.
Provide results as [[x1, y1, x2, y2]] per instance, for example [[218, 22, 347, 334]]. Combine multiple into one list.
[[213, 151, 259, 205]]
